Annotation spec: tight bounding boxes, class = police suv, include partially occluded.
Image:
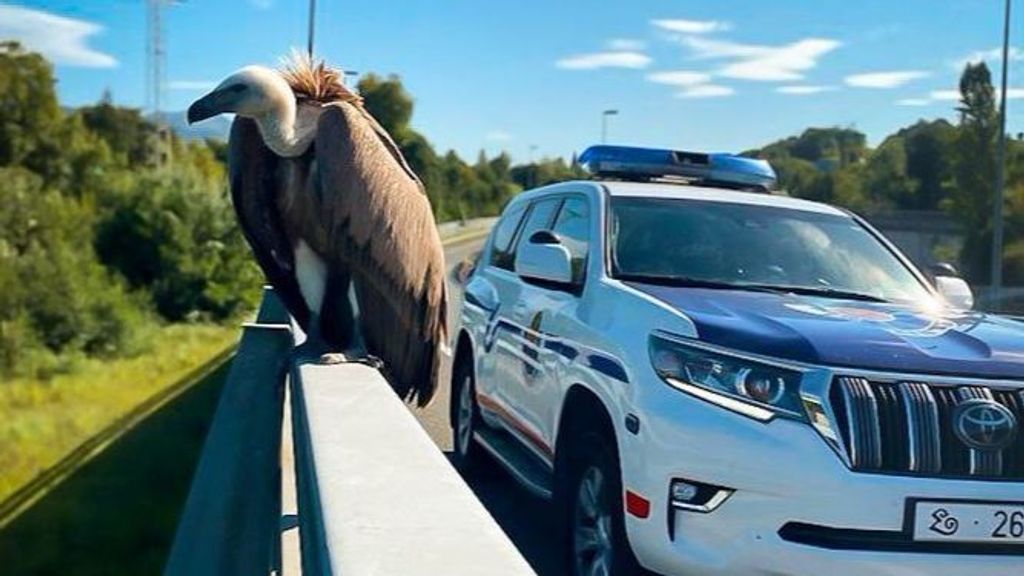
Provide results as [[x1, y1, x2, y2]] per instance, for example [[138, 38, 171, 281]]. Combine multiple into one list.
[[450, 145, 1024, 576]]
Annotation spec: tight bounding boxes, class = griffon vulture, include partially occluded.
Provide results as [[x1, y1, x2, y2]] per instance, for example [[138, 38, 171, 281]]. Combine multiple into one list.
[[187, 58, 447, 406]]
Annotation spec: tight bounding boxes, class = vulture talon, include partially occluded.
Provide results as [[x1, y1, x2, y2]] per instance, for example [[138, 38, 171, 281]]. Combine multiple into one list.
[[318, 352, 349, 365], [356, 355, 384, 369]]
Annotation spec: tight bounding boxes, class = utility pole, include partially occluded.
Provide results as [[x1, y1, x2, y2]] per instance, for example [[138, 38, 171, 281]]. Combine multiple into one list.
[[990, 0, 1012, 310], [528, 144, 538, 189], [601, 109, 619, 144], [146, 0, 177, 167], [308, 0, 317, 58]]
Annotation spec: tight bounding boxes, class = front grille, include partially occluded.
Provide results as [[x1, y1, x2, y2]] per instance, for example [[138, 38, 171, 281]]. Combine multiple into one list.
[[829, 377, 1024, 480]]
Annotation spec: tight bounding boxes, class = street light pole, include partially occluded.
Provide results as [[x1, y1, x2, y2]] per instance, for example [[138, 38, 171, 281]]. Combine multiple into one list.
[[601, 109, 619, 144], [307, 0, 317, 58], [344, 70, 360, 90], [990, 0, 1012, 310]]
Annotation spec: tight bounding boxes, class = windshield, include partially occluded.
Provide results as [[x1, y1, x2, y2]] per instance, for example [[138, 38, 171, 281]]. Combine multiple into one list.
[[609, 197, 934, 303]]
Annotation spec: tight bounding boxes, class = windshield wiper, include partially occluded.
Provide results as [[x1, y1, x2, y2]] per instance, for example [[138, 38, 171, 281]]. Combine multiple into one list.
[[617, 274, 890, 303], [741, 284, 890, 303], [615, 273, 785, 294]]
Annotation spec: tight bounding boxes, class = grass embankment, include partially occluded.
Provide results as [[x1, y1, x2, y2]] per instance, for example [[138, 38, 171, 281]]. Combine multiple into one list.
[[0, 354, 233, 576], [0, 323, 238, 506]]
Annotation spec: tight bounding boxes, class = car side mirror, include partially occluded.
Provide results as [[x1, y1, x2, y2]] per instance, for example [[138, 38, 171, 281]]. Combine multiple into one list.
[[935, 275, 974, 310], [928, 262, 960, 279], [515, 231, 574, 285]]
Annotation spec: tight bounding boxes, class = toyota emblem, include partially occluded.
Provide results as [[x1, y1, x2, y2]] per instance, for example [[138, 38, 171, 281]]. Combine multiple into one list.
[[953, 399, 1018, 451]]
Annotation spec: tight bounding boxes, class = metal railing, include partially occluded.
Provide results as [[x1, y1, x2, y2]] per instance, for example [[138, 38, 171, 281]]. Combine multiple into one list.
[[165, 287, 533, 575]]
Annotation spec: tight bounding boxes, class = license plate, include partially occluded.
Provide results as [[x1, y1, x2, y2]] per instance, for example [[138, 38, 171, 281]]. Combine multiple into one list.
[[912, 501, 1024, 544]]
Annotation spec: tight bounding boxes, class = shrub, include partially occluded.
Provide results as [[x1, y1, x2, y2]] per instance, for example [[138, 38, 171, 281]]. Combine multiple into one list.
[[0, 167, 144, 377], [96, 169, 261, 323]]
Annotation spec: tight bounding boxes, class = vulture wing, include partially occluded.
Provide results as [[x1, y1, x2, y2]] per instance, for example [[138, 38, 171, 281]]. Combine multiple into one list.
[[228, 117, 311, 328], [315, 102, 448, 407]]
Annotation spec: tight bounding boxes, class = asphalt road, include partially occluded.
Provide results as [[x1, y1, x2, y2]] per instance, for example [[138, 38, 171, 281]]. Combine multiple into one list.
[[409, 237, 565, 576]]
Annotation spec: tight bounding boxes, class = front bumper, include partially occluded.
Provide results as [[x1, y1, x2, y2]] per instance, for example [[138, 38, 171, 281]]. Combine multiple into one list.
[[623, 381, 1024, 575]]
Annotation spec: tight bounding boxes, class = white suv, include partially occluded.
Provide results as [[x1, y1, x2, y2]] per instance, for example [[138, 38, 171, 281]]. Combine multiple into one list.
[[450, 145, 1024, 576]]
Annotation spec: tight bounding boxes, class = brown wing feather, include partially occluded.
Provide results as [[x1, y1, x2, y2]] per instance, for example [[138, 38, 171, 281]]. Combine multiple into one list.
[[228, 117, 311, 329], [357, 108, 423, 189], [315, 102, 447, 406]]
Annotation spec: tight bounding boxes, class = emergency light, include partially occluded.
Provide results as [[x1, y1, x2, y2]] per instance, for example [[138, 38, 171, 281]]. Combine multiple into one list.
[[578, 145, 777, 191]]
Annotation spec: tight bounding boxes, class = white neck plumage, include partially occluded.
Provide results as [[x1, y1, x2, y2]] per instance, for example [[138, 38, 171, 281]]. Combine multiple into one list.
[[254, 99, 320, 158]]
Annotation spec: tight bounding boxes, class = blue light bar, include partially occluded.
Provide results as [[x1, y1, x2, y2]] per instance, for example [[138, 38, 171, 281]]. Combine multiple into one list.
[[578, 145, 777, 190]]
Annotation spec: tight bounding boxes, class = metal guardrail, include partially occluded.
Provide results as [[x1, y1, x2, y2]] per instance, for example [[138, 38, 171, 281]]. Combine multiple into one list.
[[166, 287, 533, 575], [164, 290, 292, 576]]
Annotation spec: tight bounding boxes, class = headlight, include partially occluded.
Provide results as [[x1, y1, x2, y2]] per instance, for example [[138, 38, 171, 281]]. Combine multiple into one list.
[[649, 332, 807, 421]]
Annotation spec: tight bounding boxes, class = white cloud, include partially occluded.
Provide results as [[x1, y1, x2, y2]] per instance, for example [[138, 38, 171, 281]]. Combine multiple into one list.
[[929, 89, 961, 101], [680, 36, 841, 82], [485, 131, 512, 142], [556, 51, 651, 70], [168, 80, 218, 91], [645, 70, 712, 86], [896, 98, 931, 106], [844, 70, 930, 88], [776, 85, 836, 95], [676, 84, 734, 98], [608, 38, 646, 51], [928, 88, 1024, 102], [0, 4, 116, 68], [901, 87, 1024, 107], [952, 46, 1023, 70], [652, 18, 731, 35]]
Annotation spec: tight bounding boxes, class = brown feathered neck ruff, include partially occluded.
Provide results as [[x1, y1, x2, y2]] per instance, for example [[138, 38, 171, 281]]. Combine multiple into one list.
[[280, 52, 363, 107]]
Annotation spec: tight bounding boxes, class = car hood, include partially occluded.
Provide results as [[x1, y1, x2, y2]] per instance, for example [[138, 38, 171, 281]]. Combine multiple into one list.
[[627, 282, 1024, 379]]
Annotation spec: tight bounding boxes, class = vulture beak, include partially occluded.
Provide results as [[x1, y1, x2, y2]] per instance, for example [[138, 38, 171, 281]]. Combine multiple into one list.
[[188, 87, 232, 124]]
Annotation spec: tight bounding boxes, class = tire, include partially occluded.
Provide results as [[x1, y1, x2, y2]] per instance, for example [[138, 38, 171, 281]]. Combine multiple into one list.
[[450, 357, 485, 473], [564, 428, 642, 576]]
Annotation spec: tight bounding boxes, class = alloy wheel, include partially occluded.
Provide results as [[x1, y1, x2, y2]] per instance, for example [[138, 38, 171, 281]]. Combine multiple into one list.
[[456, 373, 474, 457], [572, 465, 615, 576]]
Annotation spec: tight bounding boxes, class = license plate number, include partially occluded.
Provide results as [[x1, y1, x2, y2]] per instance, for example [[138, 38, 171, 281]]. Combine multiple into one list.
[[913, 501, 1024, 543]]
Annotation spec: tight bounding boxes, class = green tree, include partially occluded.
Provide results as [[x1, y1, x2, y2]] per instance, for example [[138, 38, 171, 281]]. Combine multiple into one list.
[[95, 168, 261, 322], [358, 73, 414, 138], [903, 120, 956, 210], [0, 42, 61, 170], [0, 167, 143, 375], [949, 62, 999, 282], [78, 98, 157, 168], [862, 136, 911, 210]]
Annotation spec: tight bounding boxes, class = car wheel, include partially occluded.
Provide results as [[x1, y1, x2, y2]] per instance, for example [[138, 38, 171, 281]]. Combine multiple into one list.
[[451, 359, 484, 472], [567, 432, 640, 576]]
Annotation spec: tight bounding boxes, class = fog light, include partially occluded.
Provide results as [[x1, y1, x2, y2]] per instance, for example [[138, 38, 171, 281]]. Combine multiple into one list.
[[668, 478, 732, 512], [670, 480, 699, 503], [667, 478, 734, 541]]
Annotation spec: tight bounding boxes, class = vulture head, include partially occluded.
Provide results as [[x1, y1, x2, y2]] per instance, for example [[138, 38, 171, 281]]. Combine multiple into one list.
[[187, 65, 314, 157], [188, 56, 362, 158]]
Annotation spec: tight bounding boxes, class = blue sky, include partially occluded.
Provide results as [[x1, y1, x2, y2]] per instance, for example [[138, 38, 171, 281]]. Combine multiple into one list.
[[2, 0, 1022, 161]]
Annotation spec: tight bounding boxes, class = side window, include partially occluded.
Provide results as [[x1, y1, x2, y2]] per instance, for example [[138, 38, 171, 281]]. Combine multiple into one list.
[[489, 203, 527, 271], [516, 198, 563, 251], [552, 197, 591, 283]]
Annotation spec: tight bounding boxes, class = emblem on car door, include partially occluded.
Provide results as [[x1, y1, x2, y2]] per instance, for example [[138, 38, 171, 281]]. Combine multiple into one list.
[[521, 312, 543, 380]]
